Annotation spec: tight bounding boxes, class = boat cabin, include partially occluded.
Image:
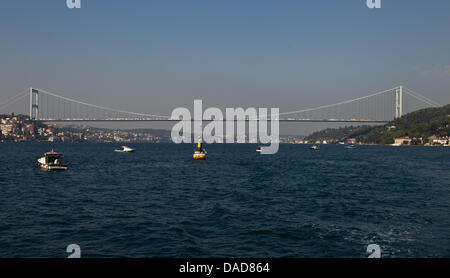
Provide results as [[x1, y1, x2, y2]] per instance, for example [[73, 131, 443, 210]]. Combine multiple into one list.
[[43, 150, 63, 165]]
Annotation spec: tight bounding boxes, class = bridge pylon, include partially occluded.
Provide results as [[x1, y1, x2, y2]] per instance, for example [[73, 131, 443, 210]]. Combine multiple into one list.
[[29, 88, 39, 120], [395, 86, 403, 119]]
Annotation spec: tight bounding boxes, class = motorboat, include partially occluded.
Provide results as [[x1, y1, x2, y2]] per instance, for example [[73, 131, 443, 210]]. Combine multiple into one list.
[[114, 146, 135, 153], [256, 146, 262, 152], [37, 150, 68, 171], [309, 145, 320, 151], [345, 145, 356, 149], [193, 141, 206, 160]]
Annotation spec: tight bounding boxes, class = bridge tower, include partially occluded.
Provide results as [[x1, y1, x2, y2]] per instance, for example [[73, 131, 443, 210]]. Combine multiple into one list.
[[29, 88, 39, 120], [395, 86, 403, 119]]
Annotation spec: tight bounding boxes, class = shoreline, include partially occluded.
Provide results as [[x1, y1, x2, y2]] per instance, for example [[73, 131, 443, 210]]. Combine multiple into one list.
[[1, 140, 449, 147]]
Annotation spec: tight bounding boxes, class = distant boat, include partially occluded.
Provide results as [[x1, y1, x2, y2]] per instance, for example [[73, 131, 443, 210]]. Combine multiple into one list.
[[114, 146, 135, 153], [37, 150, 68, 171], [345, 145, 356, 149], [256, 146, 262, 152], [309, 145, 320, 151]]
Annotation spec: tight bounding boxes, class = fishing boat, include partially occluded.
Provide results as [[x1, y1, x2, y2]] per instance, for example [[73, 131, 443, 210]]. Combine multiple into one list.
[[37, 150, 68, 171], [193, 141, 206, 160], [114, 146, 135, 153], [309, 145, 320, 151]]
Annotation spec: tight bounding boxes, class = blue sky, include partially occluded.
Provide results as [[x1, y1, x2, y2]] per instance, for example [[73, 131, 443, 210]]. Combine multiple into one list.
[[1, 0, 450, 118]]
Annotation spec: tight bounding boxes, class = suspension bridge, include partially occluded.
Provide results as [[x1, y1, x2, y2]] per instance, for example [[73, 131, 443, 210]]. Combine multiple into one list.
[[0, 85, 441, 123]]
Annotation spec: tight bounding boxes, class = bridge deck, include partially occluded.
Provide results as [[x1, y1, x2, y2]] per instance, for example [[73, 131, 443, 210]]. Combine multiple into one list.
[[35, 119, 388, 123]]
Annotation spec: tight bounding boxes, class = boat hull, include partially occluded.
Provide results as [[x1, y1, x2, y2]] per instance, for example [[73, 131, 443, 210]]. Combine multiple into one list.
[[38, 163, 68, 171], [114, 150, 135, 153]]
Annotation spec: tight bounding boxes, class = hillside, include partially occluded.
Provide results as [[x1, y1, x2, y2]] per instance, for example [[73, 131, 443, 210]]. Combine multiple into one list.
[[305, 104, 450, 145], [304, 126, 365, 142]]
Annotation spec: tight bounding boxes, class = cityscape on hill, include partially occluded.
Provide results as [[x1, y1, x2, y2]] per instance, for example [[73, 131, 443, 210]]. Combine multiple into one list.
[[0, 114, 171, 143], [0, 113, 308, 144]]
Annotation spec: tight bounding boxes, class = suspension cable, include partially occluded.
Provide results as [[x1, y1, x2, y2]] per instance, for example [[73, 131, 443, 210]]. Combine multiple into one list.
[[276, 87, 399, 117], [34, 88, 170, 119]]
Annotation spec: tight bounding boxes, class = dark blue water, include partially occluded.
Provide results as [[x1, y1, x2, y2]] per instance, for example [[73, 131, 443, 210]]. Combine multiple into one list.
[[0, 143, 449, 258]]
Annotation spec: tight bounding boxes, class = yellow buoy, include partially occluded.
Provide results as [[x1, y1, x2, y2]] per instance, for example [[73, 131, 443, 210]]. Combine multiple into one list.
[[193, 141, 206, 160]]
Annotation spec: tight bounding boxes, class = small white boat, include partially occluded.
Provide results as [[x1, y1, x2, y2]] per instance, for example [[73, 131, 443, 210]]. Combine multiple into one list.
[[37, 150, 68, 171], [114, 146, 135, 153], [309, 145, 320, 151], [345, 145, 356, 149], [256, 146, 262, 152]]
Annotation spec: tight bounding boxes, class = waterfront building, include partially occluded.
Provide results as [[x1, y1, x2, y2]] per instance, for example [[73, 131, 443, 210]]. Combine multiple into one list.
[[394, 136, 412, 145]]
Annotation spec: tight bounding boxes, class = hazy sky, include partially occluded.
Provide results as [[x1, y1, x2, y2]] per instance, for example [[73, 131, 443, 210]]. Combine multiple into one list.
[[1, 0, 450, 133]]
